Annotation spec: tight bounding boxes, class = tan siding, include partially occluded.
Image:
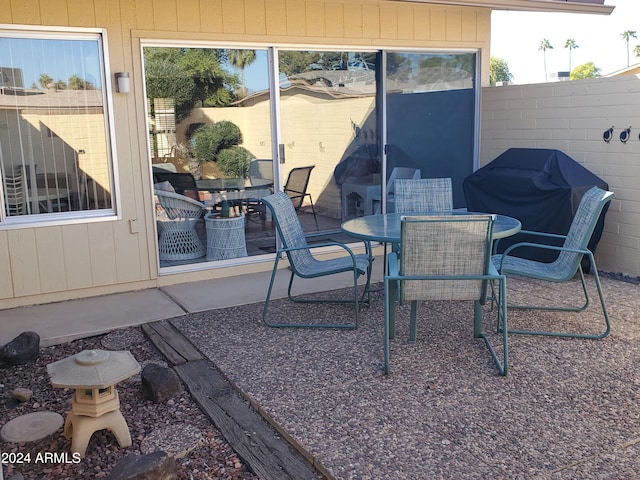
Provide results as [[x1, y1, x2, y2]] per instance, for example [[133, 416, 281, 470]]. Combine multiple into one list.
[[379, 5, 397, 40], [68, 0, 96, 27], [40, 0, 69, 25], [0, 234, 13, 299], [461, 9, 477, 42], [430, 7, 446, 41], [362, 4, 380, 39], [306, 1, 326, 38], [153, 0, 177, 32], [245, 0, 267, 35], [35, 227, 67, 293], [445, 9, 462, 41], [265, 0, 287, 36], [325, 2, 345, 39], [10, 0, 41, 25], [62, 224, 93, 290], [344, 3, 364, 39], [134, 0, 154, 30], [397, 6, 414, 41], [8, 230, 40, 297], [177, 0, 201, 32], [222, 1, 246, 34], [87, 222, 117, 286], [413, 8, 430, 41]]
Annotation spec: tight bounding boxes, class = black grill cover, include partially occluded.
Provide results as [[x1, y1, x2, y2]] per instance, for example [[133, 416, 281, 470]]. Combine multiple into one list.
[[463, 148, 609, 269]]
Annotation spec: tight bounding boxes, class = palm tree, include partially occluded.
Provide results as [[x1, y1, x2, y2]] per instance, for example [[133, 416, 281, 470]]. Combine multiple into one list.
[[38, 73, 53, 89], [538, 39, 553, 82], [621, 30, 637, 67], [564, 38, 578, 72], [227, 49, 256, 98], [634, 44, 640, 62]]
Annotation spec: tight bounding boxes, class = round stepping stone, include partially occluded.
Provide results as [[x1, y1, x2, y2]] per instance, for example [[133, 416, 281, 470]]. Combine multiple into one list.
[[1, 412, 64, 443]]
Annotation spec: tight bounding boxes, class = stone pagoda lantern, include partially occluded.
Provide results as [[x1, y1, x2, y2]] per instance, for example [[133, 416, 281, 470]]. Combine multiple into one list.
[[47, 349, 141, 457]]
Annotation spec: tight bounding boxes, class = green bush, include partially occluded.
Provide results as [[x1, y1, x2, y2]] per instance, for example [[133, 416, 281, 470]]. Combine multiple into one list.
[[216, 146, 254, 178], [191, 121, 243, 162]]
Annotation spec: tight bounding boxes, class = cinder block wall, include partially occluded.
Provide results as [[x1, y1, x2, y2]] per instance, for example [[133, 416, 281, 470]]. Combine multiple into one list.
[[480, 75, 640, 278]]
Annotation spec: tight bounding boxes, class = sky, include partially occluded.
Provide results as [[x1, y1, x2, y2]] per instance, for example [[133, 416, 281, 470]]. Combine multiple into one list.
[[491, 0, 640, 84]]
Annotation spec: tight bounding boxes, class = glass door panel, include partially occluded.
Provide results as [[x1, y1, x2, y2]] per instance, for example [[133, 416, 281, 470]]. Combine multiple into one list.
[[277, 50, 380, 237], [383, 52, 477, 211], [143, 46, 274, 268]]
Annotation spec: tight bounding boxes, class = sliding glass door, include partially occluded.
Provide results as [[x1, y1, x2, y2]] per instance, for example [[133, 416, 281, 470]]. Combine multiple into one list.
[[382, 51, 478, 210], [143, 44, 478, 270], [276, 50, 379, 236]]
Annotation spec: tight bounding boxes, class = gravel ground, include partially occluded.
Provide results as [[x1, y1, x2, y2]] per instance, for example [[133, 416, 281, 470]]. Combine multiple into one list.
[[0, 327, 259, 480]]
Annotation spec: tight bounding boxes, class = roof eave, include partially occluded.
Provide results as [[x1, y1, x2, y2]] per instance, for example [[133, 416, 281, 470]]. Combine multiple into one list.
[[390, 0, 614, 15]]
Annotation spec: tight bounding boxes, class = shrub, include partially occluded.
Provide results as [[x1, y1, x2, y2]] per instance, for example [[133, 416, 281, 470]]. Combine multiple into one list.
[[216, 146, 254, 178], [191, 121, 242, 162]]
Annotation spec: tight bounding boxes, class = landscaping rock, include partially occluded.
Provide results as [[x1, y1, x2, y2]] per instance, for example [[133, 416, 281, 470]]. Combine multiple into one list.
[[11, 387, 33, 402], [105, 451, 178, 480], [0, 332, 40, 366], [141, 364, 183, 403]]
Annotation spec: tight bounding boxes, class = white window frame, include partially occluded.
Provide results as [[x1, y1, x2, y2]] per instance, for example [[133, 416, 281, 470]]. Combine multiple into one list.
[[0, 25, 120, 228]]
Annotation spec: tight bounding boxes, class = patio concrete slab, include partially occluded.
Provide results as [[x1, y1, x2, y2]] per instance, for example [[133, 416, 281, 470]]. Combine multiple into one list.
[[0, 289, 186, 347]]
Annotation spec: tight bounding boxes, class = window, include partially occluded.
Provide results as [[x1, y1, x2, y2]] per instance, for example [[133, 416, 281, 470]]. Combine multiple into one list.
[[0, 29, 116, 223]]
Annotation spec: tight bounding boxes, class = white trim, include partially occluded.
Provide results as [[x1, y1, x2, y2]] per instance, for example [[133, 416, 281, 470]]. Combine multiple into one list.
[[389, 0, 614, 15]]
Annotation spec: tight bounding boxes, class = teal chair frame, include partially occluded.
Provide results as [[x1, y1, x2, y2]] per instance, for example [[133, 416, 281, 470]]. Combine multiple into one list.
[[492, 186, 614, 339], [261, 192, 373, 329], [384, 215, 508, 375]]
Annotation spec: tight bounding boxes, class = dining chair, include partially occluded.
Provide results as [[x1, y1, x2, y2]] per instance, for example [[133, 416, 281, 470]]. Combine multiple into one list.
[[384, 215, 508, 375], [152, 172, 199, 199], [284, 166, 319, 230], [492, 186, 614, 339], [4, 169, 29, 216], [394, 177, 453, 214], [373, 167, 421, 213], [154, 190, 206, 261], [261, 191, 373, 329]]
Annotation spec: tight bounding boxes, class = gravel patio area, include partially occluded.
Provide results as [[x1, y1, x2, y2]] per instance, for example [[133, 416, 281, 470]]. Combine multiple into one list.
[[172, 273, 640, 479]]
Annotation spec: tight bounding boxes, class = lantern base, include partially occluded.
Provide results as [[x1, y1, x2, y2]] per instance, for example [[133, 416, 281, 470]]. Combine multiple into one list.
[[64, 409, 132, 458]]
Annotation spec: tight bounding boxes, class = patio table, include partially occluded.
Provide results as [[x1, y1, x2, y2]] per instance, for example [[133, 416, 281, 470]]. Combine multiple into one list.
[[340, 211, 521, 244]]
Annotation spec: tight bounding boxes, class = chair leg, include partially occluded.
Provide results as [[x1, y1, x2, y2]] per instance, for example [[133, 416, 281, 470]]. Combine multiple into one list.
[[507, 254, 610, 339], [476, 277, 508, 376], [263, 258, 365, 329], [384, 277, 392, 374]]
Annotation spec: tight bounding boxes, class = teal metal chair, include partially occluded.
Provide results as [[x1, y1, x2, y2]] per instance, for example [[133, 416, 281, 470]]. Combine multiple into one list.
[[395, 177, 453, 214], [261, 192, 373, 328], [492, 186, 614, 339], [384, 215, 508, 375]]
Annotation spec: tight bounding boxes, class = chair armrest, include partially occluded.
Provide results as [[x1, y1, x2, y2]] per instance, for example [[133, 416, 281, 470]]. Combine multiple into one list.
[[387, 252, 399, 276], [493, 229, 567, 253]]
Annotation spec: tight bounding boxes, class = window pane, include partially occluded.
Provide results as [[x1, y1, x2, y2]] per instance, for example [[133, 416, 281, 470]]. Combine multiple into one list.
[[0, 33, 113, 219]]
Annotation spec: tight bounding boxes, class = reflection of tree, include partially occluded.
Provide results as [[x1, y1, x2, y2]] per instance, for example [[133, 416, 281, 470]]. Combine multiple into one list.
[[144, 59, 195, 121], [39, 73, 53, 89], [227, 49, 256, 97], [144, 47, 239, 115], [67, 74, 93, 90]]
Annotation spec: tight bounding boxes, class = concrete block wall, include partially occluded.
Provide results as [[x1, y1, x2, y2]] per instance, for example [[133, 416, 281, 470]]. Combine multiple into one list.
[[480, 75, 640, 278]]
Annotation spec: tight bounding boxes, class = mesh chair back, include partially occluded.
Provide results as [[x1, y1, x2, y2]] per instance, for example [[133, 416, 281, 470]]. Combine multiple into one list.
[[553, 186, 613, 274], [154, 190, 205, 220], [395, 178, 453, 214], [400, 215, 494, 301], [284, 166, 314, 210], [249, 159, 274, 185], [262, 192, 316, 271], [4, 169, 28, 216]]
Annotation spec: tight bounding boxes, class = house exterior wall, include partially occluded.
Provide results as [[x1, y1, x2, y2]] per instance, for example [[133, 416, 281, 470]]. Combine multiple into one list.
[[0, 0, 491, 309], [480, 75, 640, 278]]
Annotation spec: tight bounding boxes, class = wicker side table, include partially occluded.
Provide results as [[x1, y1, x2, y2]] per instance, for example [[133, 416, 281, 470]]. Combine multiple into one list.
[[205, 213, 247, 261]]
